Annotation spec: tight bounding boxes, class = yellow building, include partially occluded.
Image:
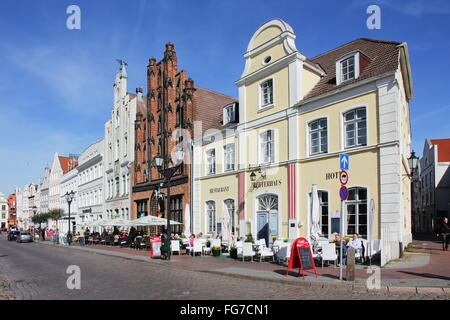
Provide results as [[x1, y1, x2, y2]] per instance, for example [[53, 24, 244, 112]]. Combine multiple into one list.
[[192, 18, 413, 265]]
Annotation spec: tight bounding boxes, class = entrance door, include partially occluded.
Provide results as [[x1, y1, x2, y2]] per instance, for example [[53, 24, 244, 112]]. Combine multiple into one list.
[[256, 194, 279, 246], [257, 212, 269, 246]]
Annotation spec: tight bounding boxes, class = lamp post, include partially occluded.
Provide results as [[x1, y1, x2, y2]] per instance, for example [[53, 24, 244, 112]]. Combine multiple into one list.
[[152, 149, 185, 261], [408, 151, 419, 235], [65, 190, 75, 246]]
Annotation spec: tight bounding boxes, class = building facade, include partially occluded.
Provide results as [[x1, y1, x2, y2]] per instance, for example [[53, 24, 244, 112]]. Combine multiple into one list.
[[39, 167, 51, 214], [131, 43, 236, 235], [104, 62, 136, 221], [416, 138, 450, 232], [48, 152, 78, 211], [77, 139, 104, 231], [7, 193, 17, 229], [0, 193, 8, 230], [193, 19, 414, 265], [59, 165, 78, 234]]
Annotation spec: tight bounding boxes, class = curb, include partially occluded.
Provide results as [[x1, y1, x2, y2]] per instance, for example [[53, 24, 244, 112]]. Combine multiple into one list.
[[33, 240, 449, 296]]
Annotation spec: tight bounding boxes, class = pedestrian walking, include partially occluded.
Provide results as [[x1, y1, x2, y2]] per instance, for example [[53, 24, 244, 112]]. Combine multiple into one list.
[[438, 217, 450, 251], [79, 228, 85, 246]]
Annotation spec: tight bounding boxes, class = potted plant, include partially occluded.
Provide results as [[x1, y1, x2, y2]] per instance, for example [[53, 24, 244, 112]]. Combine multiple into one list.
[[229, 246, 238, 259], [211, 245, 221, 257]]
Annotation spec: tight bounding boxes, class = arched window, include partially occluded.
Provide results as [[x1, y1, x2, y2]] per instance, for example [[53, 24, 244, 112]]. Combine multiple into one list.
[[257, 194, 278, 211], [206, 201, 216, 233], [346, 187, 368, 237]]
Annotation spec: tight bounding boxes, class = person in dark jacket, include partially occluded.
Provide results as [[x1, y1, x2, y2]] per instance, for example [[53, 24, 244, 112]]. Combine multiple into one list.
[[160, 227, 170, 260], [438, 217, 450, 251]]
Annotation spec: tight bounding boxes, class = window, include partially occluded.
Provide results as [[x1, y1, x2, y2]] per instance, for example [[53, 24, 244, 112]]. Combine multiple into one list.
[[260, 79, 273, 107], [206, 201, 216, 233], [346, 187, 367, 238], [224, 143, 235, 171], [115, 177, 120, 197], [341, 56, 355, 83], [344, 107, 367, 148], [224, 199, 236, 235], [137, 200, 148, 218], [318, 191, 329, 237], [260, 130, 274, 164], [223, 103, 236, 125], [206, 149, 216, 175], [309, 118, 328, 155], [170, 196, 183, 234]]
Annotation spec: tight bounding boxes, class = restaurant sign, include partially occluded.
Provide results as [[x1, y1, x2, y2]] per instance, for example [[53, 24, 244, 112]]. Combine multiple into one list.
[[251, 179, 282, 189], [209, 186, 230, 194]]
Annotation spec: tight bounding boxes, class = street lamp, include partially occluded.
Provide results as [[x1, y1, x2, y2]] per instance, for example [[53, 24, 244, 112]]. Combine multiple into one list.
[[408, 150, 419, 177], [152, 148, 185, 261], [64, 190, 76, 245]]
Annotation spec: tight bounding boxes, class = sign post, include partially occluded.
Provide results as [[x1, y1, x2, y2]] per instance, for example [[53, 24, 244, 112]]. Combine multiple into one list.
[[339, 154, 349, 281]]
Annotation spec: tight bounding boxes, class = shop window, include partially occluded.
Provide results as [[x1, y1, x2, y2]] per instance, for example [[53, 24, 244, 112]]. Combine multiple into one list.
[[346, 187, 368, 238]]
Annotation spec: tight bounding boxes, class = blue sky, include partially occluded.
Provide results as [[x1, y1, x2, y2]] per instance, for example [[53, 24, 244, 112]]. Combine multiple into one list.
[[0, 0, 449, 195]]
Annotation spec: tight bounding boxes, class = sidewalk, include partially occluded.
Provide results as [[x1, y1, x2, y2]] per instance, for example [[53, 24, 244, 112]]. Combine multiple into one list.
[[35, 237, 450, 295]]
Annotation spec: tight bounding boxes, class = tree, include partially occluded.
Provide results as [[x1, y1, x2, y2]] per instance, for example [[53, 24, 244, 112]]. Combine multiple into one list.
[[48, 209, 64, 231]]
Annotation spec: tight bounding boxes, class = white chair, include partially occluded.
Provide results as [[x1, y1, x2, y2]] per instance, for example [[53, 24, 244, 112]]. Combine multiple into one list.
[[191, 239, 203, 257], [276, 244, 291, 265], [171, 240, 181, 255], [235, 241, 243, 255], [211, 239, 221, 248], [255, 239, 274, 262], [321, 243, 338, 268], [239, 242, 256, 262]]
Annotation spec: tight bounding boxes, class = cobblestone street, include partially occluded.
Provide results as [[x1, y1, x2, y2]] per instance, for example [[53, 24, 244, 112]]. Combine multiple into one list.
[[0, 235, 447, 300]]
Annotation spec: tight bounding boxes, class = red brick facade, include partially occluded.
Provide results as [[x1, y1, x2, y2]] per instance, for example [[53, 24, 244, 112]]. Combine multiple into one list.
[[7, 193, 17, 228], [131, 42, 236, 235]]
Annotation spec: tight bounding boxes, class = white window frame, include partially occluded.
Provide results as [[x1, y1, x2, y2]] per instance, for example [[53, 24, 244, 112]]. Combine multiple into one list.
[[259, 78, 274, 110], [308, 118, 328, 155], [206, 200, 216, 233], [259, 129, 275, 164], [336, 52, 360, 86], [205, 148, 216, 175], [223, 103, 236, 125], [223, 143, 235, 172], [343, 107, 367, 149]]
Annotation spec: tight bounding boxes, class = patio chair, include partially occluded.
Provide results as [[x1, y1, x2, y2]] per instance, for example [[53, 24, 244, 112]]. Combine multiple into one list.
[[239, 242, 256, 262], [321, 243, 338, 268], [171, 240, 181, 255], [191, 239, 203, 257], [235, 241, 243, 255], [256, 239, 274, 262], [276, 244, 291, 265]]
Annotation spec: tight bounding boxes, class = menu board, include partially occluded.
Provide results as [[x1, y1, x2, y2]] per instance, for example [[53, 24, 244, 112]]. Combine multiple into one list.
[[299, 247, 313, 270]]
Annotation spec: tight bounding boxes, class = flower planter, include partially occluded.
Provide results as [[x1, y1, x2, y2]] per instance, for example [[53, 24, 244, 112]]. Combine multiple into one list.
[[229, 248, 237, 259], [212, 249, 221, 257]]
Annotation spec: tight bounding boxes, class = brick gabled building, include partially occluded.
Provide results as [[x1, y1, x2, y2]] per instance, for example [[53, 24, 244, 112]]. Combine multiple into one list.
[[7, 193, 17, 228], [131, 42, 236, 235]]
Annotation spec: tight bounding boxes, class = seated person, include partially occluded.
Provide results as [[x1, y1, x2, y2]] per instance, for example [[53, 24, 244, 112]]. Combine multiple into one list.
[[332, 233, 341, 244], [347, 233, 362, 251]]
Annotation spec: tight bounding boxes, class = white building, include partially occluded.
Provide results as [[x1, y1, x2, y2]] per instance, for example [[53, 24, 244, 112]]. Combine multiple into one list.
[[59, 164, 78, 234], [104, 61, 136, 221], [0, 193, 7, 230], [48, 152, 78, 211], [417, 138, 450, 232], [15, 183, 39, 230], [77, 138, 104, 231], [40, 167, 51, 214]]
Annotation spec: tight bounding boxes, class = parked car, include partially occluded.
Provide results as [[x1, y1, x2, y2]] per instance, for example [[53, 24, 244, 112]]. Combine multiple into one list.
[[7, 230, 20, 241], [17, 231, 33, 243]]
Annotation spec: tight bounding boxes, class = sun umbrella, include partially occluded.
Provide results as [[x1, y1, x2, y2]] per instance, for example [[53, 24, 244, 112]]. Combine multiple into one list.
[[126, 215, 181, 226], [184, 204, 191, 235], [310, 184, 321, 240]]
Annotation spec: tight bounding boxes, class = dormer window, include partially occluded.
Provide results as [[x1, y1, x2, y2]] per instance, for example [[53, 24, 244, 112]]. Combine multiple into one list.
[[223, 103, 237, 125], [341, 56, 355, 82], [336, 52, 367, 86]]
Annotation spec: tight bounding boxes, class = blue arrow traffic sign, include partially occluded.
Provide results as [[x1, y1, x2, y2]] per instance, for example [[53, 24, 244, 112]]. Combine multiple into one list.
[[339, 153, 349, 170]]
